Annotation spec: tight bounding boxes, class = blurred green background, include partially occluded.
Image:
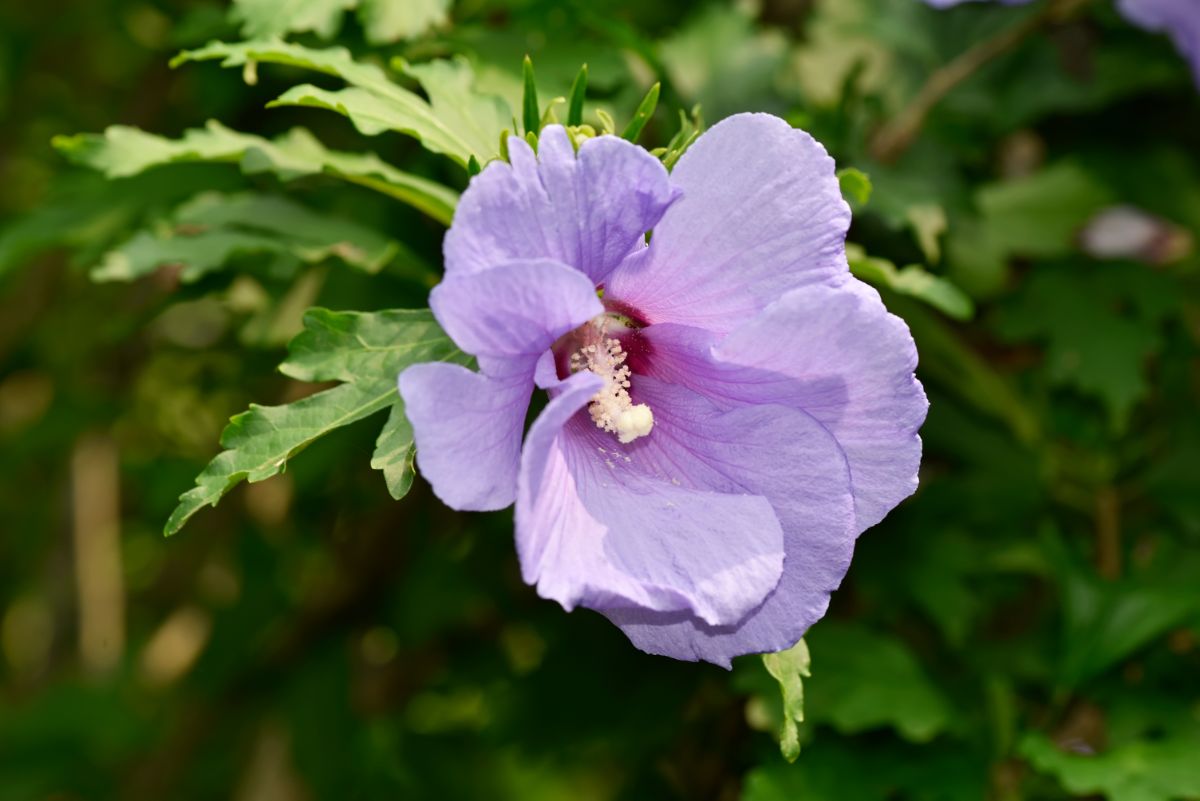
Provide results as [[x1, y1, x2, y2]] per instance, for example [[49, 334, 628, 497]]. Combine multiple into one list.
[[1, 1, 1199, 799]]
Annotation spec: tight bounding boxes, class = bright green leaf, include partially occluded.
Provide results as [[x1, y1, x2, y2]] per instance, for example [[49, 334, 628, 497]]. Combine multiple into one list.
[[567, 63, 588, 127], [231, 0, 354, 40], [167, 308, 467, 535], [521, 55, 540, 135], [762, 639, 810, 762], [358, 0, 450, 44], [837, 167, 873, 208], [848, 244, 974, 321], [620, 82, 659, 143], [173, 41, 509, 167]]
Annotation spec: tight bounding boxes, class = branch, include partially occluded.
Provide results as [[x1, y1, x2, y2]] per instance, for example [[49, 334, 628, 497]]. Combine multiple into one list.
[[869, 0, 1095, 163]]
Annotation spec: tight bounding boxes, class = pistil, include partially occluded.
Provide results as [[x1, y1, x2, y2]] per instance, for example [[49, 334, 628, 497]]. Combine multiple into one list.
[[568, 321, 654, 444]]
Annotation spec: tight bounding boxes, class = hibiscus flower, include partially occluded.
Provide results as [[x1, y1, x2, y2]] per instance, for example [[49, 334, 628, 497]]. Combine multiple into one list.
[[399, 114, 927, 666]]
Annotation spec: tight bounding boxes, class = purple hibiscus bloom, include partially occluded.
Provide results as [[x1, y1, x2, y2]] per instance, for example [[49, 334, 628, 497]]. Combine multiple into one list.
[[398, 114, 927, 666], [924, 0, 1200, 87]]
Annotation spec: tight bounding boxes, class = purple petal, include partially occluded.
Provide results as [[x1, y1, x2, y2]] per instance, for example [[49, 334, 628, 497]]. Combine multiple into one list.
[[398, 364, 532, 511], [429, 258, 602, 375], [443, 126, 679, 285], [604, 378, 857, 666], [1118, 0, 1200, 86], [516, 373, 787, 628], [605, 113, 851, 334], [713, 280, 927, 534], [628, 280, 924, 535]]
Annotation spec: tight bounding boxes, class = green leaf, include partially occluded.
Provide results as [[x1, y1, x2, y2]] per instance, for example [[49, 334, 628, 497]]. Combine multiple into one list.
[[893, 296, 1040, 444], [804, 623, 954, 742], [567, 64, 588, 127], [847, 244, 974, 321], [522, 55, 540, 135], [166, 308, 467, 535], [744, 738, 987, 801], [620, 82, 659, 143], [54, 121, 458, 225], [659, 3, 788, 123], [231, 0, 355, 40], [371, 404, 418, 500], [837, 167, 873, 208], [660, 106, 703, 170], [1021, 732, 1200, 801], [761, 639, 810, 763], [906, 203, 946, 264], [94, 192, 401, 282], [357, 0, 450, 44], [976, 161, 1114, 258], [172, 41, 510, 167], [1047, 540, 1200, 687], [993, 264, 1178, 429]]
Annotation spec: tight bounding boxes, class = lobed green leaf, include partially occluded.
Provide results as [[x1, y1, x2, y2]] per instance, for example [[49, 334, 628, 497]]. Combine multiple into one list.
[[54, 121, 458, 225], [166, 308, 469, 535], [173, 41, 509, 168], [94, 192, 401, 283]]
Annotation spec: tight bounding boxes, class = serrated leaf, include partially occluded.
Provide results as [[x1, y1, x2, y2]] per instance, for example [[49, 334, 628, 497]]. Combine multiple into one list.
[[94, 192, 399, 283], [173, 41, 509, 167], [371, 403, 417, 499], [762, 639, 810, 762], [847, 244, 974, 321], [358, 0, 450, 43], [54, 121, 457, 225], [229, 0, 450, 43], [992, 264, 1177, 429], [231, 0, 355, 39], [167, 308, 467, 535], [805, 623, 954, 743]]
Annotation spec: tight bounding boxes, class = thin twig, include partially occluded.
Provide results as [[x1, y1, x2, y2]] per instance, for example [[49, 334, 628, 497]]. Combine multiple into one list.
[[1094, 485, 1122, 580], [869, 0, 1095, 163]]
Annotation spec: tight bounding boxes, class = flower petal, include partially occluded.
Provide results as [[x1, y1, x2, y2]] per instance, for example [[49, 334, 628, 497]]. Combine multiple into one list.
[[429, 258, 602, 375], [444, 126, 679, 284], [713, 280, 927, 534], [516, 373, 786, 627], [398, 364, 532, 512], [604, 377, 856, 666], [1117, 0, 1200, 86], [606, 113, 851, 333]]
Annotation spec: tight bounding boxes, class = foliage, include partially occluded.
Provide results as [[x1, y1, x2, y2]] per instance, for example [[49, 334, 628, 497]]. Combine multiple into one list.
[[1, 0, 1198, 799]]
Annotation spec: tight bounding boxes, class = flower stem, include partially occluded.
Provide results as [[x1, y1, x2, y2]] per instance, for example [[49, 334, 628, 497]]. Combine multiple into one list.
[[869, 0, 1095, 163]]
